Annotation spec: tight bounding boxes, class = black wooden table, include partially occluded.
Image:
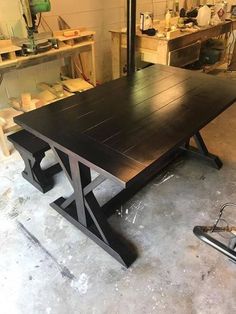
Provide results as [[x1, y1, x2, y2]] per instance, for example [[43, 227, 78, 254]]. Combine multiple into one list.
[[14, 64, 236, 267]]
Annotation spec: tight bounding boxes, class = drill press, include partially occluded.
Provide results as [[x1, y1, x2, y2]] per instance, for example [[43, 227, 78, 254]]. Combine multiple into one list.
[[20, 0, 51, 53]]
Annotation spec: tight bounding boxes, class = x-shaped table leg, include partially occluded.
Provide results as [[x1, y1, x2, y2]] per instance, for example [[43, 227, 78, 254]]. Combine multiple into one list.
[[50, 147, 137, 267]]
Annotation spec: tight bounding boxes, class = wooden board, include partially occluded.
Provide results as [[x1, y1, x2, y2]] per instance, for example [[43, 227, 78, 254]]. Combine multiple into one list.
[[62, 78, 93, 92], [0, 45, 21, 54], [0, 107, 22, 156], [0, 107, 22, 132], [54, 30, 95, 42], [0, 45, 21, 63], [0, 40, 21, 63]]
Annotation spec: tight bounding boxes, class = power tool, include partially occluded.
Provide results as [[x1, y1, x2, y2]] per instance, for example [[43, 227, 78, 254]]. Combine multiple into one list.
[[20, 0, 51, 53]]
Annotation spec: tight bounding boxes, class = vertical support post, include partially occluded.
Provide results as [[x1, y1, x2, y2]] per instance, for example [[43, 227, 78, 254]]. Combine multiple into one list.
[[91, 43, 97, 86], [127, 0, 136, 75], [0, 126, 10, 156], [111, 32, 122, 79]]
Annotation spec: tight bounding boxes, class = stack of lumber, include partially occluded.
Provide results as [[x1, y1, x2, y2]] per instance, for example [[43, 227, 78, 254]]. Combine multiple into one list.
[[9, 82, 74, 112], [0, 107, 22, 156]]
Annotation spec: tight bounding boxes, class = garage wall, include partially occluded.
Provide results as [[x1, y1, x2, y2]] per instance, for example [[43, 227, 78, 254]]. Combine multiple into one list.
[[0, 0, 167, 108], [43, 0, 168, 82]]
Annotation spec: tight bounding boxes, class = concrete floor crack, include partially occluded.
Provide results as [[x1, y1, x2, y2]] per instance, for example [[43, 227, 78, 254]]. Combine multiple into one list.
[[16, 220, 75, 281]]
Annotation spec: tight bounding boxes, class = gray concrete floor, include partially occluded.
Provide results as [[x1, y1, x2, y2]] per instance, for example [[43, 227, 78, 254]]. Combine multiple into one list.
[[1, 72, 236, 313]]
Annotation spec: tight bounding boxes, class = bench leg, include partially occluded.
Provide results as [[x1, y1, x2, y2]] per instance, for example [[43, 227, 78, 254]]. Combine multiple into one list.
[[180, 131, 223, 170], [50, 146, 137, 268], [18, 149, 61, 193]]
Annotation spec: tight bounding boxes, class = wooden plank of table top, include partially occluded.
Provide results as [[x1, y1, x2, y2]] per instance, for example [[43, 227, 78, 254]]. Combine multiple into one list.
[[61, 134, 145, 186], [125, 88, 236, 165], [16, 65, 172, 124], [86, 76, 201, 143], [13, 120, 145, 187], [16, 69, 190, 138], [103, 75, 236, 153], [54, 70, 174, 119]]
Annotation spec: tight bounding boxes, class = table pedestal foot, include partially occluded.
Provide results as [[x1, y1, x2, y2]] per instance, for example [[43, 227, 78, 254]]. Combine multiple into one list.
[[180, 131, 223, 170], [51, 197, 137, 268]]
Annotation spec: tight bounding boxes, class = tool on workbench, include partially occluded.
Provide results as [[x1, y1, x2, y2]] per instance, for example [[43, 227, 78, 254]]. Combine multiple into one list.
[[20, 0, 52, 54], [140, 12, 156, 36], [140, 12, 153, 31]]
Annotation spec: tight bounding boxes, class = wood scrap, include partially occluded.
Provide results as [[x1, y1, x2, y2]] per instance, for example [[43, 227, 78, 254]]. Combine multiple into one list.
[[62, 78, 93, 92], [56, 17, 96, 86], [0, 125, 9, 156], [21, 93, 32, 111], [0, 107, 22, 132], [53, 30, 94, 48], [0, 39, 21, 63], [37, 82, 68, 98], [58, 16, 71, 31], [9, 97, 22, 111], [37, 82, 57, 94], [63, 30, 80, 37], [0, 116, 6, 127], [9, 95, 41, 112], [0, 107, 22, 156], [37, 90, 57, 103]]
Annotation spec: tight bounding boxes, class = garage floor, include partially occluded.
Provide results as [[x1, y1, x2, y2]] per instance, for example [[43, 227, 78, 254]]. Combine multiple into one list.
[[1, 75, 236, 314]]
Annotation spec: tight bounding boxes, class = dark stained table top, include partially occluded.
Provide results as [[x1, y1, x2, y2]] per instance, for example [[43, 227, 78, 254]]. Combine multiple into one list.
[[15, 64, 236, 186]]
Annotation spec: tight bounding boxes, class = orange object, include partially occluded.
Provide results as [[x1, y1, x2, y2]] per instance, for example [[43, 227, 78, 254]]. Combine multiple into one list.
[[63, 30, 80, 37]]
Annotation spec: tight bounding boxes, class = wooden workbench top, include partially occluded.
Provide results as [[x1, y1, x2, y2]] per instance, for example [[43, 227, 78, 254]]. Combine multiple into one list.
[[110, 19, 236, 41]]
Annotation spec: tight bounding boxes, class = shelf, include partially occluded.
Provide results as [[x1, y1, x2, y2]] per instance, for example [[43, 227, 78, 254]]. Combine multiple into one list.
[[0, 40, 95, 74]]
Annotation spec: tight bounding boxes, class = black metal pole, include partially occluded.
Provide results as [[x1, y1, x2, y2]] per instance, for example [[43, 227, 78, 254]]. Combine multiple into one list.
[[127, 0, 136, 75]]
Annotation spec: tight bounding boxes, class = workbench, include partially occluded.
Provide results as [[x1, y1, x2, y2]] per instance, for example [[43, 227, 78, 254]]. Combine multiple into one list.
[[0, 34, 96, 86], [0, 31, 96, 156], [111, 20, 236, 79], [14, 64, 236, 267]]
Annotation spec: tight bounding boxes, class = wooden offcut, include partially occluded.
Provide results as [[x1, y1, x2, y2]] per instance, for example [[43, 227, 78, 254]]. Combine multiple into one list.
[[0, 107, 22, 156], [53, 30, 95, 47], [62, 78, 93, 92], [0, 40, 21, 63]]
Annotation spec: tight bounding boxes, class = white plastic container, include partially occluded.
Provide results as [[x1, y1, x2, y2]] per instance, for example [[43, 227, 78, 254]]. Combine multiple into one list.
[[197, 5, 211, 27]]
